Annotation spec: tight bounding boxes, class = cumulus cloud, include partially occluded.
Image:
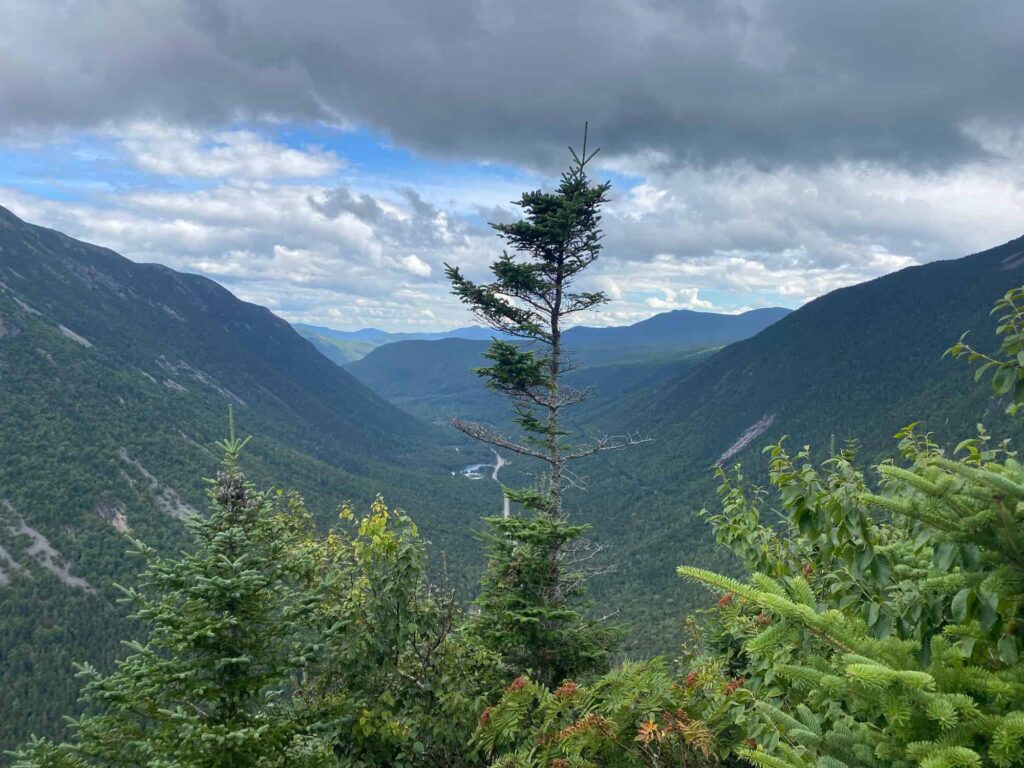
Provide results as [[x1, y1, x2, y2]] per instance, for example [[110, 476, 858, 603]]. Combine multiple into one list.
[[645, 288, 714, 312], [8, 124, 1023, 332], [400, 255, 432, 277], [113, 123, 342, 179], [590, 128, 1024, 309]]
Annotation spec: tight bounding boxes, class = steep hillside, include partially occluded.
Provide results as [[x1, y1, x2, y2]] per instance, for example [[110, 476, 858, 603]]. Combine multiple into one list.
[[346, 235, 1024, 656], [0, 206, 490, 752], [576, 235, 1024, 653], [346, 338, 503, 425], [7, 202, 1024, 746], [606, 236, 1024, 471], [347, 337, 718, 429]]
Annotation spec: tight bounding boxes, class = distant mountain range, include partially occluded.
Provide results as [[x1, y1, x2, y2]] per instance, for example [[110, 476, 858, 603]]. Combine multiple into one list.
[[293, 322, 509, 364], [298, 323, 500, 342], [563, 306, 792, 351], [338, 307, 792, 426], [295, 307, 792, 365]]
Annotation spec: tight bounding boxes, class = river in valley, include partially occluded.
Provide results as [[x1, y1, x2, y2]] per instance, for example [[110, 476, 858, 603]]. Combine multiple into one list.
[[455, 449, 510, 517]]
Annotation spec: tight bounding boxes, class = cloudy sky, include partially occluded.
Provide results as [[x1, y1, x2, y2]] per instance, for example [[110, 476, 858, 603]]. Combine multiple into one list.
[[2, 0, 1024, 330]]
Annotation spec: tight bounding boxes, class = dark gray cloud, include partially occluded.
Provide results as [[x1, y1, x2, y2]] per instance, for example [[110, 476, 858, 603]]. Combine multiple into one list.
[[3, 0, 1023, 170]]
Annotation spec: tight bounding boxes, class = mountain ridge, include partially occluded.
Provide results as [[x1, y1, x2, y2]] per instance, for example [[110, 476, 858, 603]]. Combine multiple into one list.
[[297, 306, 793, 365]]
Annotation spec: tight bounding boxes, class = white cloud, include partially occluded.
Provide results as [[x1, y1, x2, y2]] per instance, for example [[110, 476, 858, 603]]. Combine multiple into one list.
[[400, 254, 432, 277], [592, 275, 623, 301], [644, 288, 713, 312], [4, 120, 1024, 332], [0, 169, 498, 330], [113, 123, 342, 179]]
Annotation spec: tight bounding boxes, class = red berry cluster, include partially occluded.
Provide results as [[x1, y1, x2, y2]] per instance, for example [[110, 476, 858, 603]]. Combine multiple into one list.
[[724, 677, 746, 696], [554, 680, 578, 699], [506, 676, 528, 693]]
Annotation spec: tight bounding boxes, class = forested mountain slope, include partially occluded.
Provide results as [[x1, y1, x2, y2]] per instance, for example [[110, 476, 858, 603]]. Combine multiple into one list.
[[563, 306, 791, 363], [7, 202, 1024, 750], [346, 338, 719, 427], [576, 235, 1024, 652], [346, 338, 504, 424], [602, 235, 1024, 471], [0, 206, 489, 753], [338, 237, 1024, 656]]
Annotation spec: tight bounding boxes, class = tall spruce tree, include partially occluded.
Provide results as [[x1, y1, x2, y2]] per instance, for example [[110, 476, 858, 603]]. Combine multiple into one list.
[[445, 126, 642, 687]]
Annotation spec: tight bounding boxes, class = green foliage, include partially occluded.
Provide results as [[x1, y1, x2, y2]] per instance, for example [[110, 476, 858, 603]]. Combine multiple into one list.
[[11, 440, 496, 768], [8, 199, 1024, 768], [0, 206, 497, 751], [474, 659, 739, 768], [480, 280, 1024, 768], [665, 285, 1024, 768], [573, 234, 1024, 656], [948, 285, 1024, 414], [468, 513, 617, 689], [12, 438, 317, 767], [298, 497, 501, 767]]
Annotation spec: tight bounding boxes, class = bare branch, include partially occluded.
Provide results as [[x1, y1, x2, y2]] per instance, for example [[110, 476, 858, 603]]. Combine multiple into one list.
[[565, 432, 654, 460], [552, 384, 589, 407], [593, 608, 621, 623], [559, 537, 611, 567], [561, 467, 589, 492], [451, 418, 550, 461], [557, 356, 583, 375], [503, 285, 554, 315], [553, 537, 620, 600]]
